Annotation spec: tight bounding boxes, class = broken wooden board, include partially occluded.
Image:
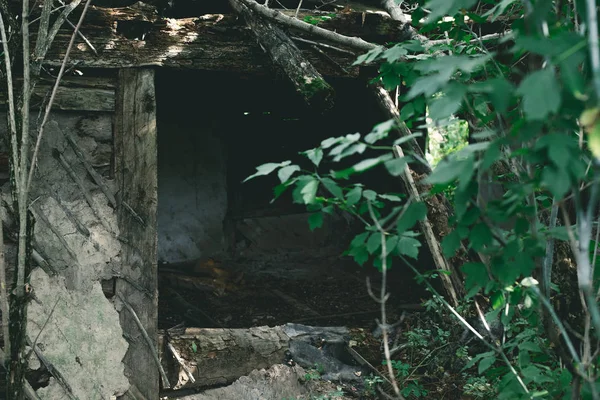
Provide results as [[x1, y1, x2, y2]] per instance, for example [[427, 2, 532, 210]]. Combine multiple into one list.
[[0, 76, 115, 111], [35, 3, 419, 75], [161, 324, 364, 390]]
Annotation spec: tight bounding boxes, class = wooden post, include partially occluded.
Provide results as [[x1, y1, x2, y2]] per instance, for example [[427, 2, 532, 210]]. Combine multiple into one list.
[[114, 68, 159, 400]]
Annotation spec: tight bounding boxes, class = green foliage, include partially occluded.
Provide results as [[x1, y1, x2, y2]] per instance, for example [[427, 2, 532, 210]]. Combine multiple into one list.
[[248, 0, 600, 397], [302, 13, 336, 25]]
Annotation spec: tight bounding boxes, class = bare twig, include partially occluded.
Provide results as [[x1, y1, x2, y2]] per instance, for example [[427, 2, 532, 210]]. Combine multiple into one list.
[[542, 197, 559, 298], [586, 0, 600, 98], [27, 0, 92, 193], [294, 0, 303, 18], [237, 0, 376, 51], [65, 19, 98, 55], [0, 206, 10, 359], [27, 297, 60, 359], [17, 0, 32, 300], [62, 127, 116, 208], [28, 339, 79, 400], [0, 12, 20, 194], [117, 292, 171, 389], [290, 36, 356, 56], [367, 201, 405, 400], [167, 342, 196, 383]]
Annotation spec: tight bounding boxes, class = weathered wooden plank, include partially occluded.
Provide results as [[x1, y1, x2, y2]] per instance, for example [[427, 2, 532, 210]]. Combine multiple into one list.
[[39, 5, 360, 76], [114, 68, 159, 399], [0, 77, 115, 111]]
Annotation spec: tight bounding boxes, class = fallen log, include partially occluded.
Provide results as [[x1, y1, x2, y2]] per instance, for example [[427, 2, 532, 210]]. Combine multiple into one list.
[[229, 0, 335, 112], [161, 324, 366, 390]]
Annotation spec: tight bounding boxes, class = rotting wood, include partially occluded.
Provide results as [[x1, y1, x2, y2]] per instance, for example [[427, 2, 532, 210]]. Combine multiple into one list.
[[36, 4, 410, 75], [0, 83, 114, 111], [114, 67, 159, 400], [166, 342, 196, 384], [162, 324, 352, 389], [229, 0, 335, 111]]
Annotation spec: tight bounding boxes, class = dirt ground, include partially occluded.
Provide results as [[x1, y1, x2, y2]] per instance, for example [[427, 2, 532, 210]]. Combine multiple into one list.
[[158, 258, 427, 332]]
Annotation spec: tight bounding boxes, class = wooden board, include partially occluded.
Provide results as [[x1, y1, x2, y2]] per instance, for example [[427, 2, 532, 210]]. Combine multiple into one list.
[[38, 4, 360, 76], [114, 68, 159, 400], [0, 76, 116, 111]]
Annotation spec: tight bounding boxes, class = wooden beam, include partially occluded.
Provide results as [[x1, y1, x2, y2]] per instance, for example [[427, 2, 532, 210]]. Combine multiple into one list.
[[38, 5, 375, 75], [0, 76, 115, 111], [114, 68, 159, 399], [229, 0, 335, 111]]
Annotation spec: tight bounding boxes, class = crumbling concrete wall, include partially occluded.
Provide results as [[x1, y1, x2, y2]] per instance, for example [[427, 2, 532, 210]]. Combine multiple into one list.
[[0, 110, 130, 399]]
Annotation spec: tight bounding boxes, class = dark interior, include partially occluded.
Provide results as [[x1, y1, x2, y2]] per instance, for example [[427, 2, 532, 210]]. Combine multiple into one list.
[[155, 70, 428, 331]]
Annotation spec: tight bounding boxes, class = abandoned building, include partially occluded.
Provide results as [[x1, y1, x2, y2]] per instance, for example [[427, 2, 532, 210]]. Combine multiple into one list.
[[0, 0, 465, 398]]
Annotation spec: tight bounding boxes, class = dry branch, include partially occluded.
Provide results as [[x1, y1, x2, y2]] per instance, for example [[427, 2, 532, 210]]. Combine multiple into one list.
[[237, 0, 377, 51], [62, 127, 116, 208], [0, 207, 9, 359], [117, 293, 171, 389]]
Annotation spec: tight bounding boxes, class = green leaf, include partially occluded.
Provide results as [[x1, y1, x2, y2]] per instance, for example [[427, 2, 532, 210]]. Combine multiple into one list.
[[349, 246, 369, 265], [521, 365, 553, 384], [245, 161, 291, 182], [469, 78, 514, 113], [482, 0, 516, 21], [470, 223, 493, 251], [400, 103, 415, 120], [397, 202, 427, 233], [367, 233, 382, 254], [490, 291, 505, 310], [478, 355, 496, 374], [308, 213, 323, 231], [365, 119, 395, 144], [423, 0, 478, 23], [519, 341, 542, 353], [442, 230, 461, 258], [385, 235, 399, 256], [346, 186, 363, 206], [397, 236, 421, 259], [516, 69, 561, 121], [278, 165, 300, 183], [303, 148, 323, 167], [321, 177, 343, 199], [428, 83, 466, 120], [379, 194, 403, 202], [426, 155, 471, 185], [384, 157, 408, 177], [293, 177, 320, 205], [541, 166, 571, 199], [363, 190, 377, 201], [462, 263, 489, 296], [463, 351, 494, 371], [353, 46, 385, 66], [191, 341, 197, 353], [334, 154, 393, 179], [382, 45, 408, 63], [350, 232, 369, 247]]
